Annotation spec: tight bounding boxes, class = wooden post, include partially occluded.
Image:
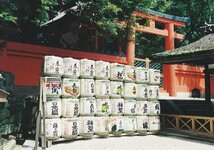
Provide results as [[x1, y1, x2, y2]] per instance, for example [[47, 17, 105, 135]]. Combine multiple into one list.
[[126, 14, 136, 66], [176, 116, 180, 130], [164, 23, 176, 96], [204, 64, 211, 116], [210, 118, 214, 135], [145, 58, 150, 69], [192, 117, 196, 133]]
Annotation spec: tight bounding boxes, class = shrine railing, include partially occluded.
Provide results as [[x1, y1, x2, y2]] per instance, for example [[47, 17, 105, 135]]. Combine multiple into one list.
[[161, 114, 214, 138]]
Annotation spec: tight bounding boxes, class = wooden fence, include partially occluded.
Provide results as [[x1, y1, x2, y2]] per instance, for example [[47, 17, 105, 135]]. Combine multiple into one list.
[[161, 114, 214, 138]]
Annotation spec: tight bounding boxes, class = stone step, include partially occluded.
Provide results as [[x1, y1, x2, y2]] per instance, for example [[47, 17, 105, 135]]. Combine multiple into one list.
[[12, 145, 21, 150], [21, 140, 36, 150], [2, 139, 16, 150]]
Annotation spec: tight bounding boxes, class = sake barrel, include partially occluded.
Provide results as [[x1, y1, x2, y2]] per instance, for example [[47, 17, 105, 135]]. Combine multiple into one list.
[[124, 83, 137, 99], [148, 116, 160, 132], [110, 99, 124, 116], [148, 101, 161, 115], [80, 79, 95, 97], [123, 116, 137, 135], [43, 77, 62, 97], [110, 81, 123, 98], [61, 98, 79, 117], [94, 116, 110, 137], [95, 61, 110, 79], [80, 59, 95, 78], [124, 99, 136, 115], [63, 57, 80, 78], [148, 85, 159, 100], [136, 67, 149, 84], [79, 117, 94, 138], [110, 63, 125, 81], [95, 80, 110, 98], [109, 116, 124, 136], [62, 78, 80, 98], [41, 118, 61, 140], [79, 97, 96, 116], [45, 98, 61, 118], [137, 84, 148, 100], [96, 98, 111, 116], [124, 66, 137, 82], [43, 56, 63, 76], [61, 118, 79, 139], [136, 101, 148, 116], [149, 69, 160, 85], [136, 116, 149, 134]]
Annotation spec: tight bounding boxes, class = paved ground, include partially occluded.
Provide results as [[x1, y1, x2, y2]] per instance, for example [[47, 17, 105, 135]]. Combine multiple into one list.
[[50, 134, 214, 150]]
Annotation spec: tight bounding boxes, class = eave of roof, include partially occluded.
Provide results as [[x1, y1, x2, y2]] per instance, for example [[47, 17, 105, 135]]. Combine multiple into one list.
[[152, 34, 214, 64], [135, 7, 190, 23]]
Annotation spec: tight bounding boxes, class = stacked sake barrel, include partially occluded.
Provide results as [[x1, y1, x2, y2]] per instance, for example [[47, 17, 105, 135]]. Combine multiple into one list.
[[109, 63, 125, 136], [147, 69, 161, 133], [41, 55, 161, 141], [42, 56, 63, 140]]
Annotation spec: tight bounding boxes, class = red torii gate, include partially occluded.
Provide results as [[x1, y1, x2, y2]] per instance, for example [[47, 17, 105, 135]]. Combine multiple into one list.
[[126, 8, 189, 96]]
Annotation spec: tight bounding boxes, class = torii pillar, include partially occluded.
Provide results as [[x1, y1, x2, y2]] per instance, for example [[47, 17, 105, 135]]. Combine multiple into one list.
[[164, 23, 176, 96], [125, 9, 187, 96]]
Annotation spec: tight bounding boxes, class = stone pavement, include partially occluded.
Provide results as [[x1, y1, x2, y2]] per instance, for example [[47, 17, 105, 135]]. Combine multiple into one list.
[[49, 134, 214, 150]]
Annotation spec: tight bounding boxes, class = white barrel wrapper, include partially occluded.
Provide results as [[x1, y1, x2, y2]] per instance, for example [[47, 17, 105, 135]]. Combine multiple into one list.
[[80, 79, 95, 97], [62, 78, 80, 98], [44, 77, 62, 97], [110, 81, 123, 98], [95, 61, 110, 79], [124, 99, 136, 115], [61, 118, 79, 139], [63, 57, 80, 78], [149, 69, 160, 85], [136, 116, 149, 134], [123, 116, 137, 135], [79, 97, 96, 116], [110, 99, 124, 116], [136, 67, 149, 84], [124, 83, 137, 99], [136, 101, 148, 116], [96, 98, 111, 116], [94, 116, 110, 137], [45, 98, 61, 118], [80, 59, 95, 78], [124, 66, 137, 82], [95, 80, 110, 98], [110, 63, 125, 81], [61, 98, 79, 117], [109, 116, 124, 136], [43, 56, 63, 76], [79, 117, 95, 138]]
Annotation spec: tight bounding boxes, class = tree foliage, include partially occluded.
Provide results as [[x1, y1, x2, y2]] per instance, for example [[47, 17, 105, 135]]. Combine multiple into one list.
[[0, 0, 214, 57]]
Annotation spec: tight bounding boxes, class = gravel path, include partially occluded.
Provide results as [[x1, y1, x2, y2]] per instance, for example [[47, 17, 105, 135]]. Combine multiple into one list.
[[50, 135, 214, 150]]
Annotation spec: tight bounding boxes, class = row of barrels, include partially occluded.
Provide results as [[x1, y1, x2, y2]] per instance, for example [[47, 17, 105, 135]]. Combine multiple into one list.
[[44, 98, 160, 118], [43, 56, 160, 85], [42, 115, 160, 139], [43, 77, 159, 100]]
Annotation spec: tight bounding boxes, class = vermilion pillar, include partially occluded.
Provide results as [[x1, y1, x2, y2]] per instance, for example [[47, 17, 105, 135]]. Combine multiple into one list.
[[126, 15, 136, 66], [164, 23, 176, 96], [126, 26, 135, 66]]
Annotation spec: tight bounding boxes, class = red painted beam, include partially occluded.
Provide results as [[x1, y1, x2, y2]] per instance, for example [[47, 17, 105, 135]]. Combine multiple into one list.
[[135, 25, 168, 37], [1, 40, 127, 64], [135, 25, 184, 40], [0, 40, 127, 86], [133, 10, 186, 27]]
